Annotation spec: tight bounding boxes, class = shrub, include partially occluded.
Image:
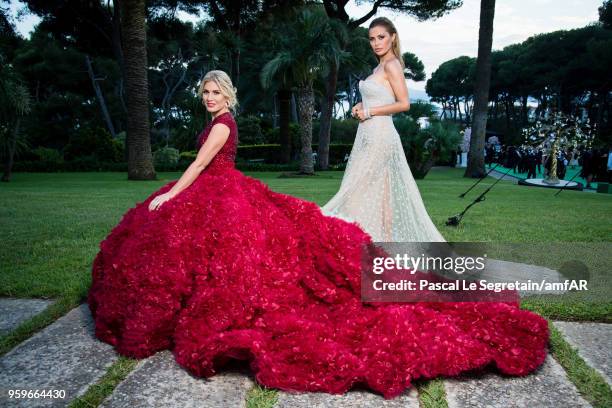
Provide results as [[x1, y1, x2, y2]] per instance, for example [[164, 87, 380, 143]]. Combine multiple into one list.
[[397, 117, 461, 178], [177, 151, 196, 169], [33, 146, 64, 164], [153, 146, 180, 170], [236, 144, 282, 163], [235, 162, 301, 172], [261, 122, 301, 146], [236, 115, 265, 145], [63, 127, 124, 162], [313, 118, 360, 144], [24, 147, 64, 172], [235, 143, 353, 165], [403, 101, 438, 121]]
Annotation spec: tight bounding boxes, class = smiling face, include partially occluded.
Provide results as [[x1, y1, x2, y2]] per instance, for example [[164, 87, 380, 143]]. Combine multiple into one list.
[[202, 80, 229, 114], [368, 25, 395, 59]]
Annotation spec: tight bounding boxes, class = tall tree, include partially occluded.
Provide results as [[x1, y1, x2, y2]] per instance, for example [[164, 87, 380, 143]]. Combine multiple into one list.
[[426, 56, 474, 120], [600, 0, 612, 29], [120, 0, 156, 179], [261, 7, 345, 174], [22, 0, 128, 119], [402, 51, 426, 81], [314, 18, 348, 170], [464, 0, 495, 178], [199, 0, 282, 87]]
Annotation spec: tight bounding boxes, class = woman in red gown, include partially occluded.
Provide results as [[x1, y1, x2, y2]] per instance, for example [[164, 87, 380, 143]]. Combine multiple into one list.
[[88, 70, 549, 399]]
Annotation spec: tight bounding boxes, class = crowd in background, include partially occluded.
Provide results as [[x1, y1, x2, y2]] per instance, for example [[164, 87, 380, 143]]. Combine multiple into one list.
[[483, 140, 612, 188]]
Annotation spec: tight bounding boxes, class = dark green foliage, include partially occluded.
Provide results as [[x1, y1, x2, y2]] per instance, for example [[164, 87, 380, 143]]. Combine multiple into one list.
[[403, 101, 438, 121], [63, 127, 124, 163], [153, 146, 180, 170], [313, 118, 360, 144], [426, 25, 612, 143], [236, 115, 265, 145], [261, 123, 301, 146], [235, 143, 353, 165], [600, 0, 612, 29], [395, 117, 461, 178]]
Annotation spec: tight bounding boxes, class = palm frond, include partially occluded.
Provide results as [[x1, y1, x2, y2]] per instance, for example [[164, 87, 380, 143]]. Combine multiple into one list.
[[260, 51, 293, 90]]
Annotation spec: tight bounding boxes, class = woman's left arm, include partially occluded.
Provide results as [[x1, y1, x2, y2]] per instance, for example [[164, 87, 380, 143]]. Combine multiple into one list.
[[369, 59, 410, 117]]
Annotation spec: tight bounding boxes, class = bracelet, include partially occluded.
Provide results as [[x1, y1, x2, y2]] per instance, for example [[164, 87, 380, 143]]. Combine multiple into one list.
[[364, 107, 371, 119]]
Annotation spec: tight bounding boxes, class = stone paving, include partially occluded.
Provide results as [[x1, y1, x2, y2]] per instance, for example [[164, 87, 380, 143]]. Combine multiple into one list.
[[553, 321, 612, 386], [444, 355, 591, 408], [0, 304, 118, 407], [0, 298, 54, 336], [0, 299, 608, 407], [101, 351, 254, 408]]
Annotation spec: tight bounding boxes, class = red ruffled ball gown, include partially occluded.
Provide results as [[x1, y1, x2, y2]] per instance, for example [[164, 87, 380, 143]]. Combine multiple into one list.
[[88, 111, 549, 399]]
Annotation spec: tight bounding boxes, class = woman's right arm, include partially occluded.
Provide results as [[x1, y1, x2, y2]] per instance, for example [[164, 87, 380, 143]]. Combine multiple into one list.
[[166, 123, 231, 198]]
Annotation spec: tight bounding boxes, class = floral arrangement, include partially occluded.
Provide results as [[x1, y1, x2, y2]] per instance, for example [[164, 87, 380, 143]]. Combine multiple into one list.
[[521, 111, 596, 183]]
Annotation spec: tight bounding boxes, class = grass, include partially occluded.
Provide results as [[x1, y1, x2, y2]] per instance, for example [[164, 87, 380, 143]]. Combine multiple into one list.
[[549, 323, 612, 408], [246, 384, 278, 408], [2, 169, 609, 305], [417, 378, 448, 408], [0, 168, 610, 406], [67, 357, 139, 408]]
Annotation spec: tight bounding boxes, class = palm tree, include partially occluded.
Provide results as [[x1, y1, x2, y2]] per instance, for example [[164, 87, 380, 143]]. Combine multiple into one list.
[[465, 0, 496, 178], [119, 0, 156, 180], [0, 58, 32, 182], [315, 18, 349, 170], [260, 7, 346, 174]]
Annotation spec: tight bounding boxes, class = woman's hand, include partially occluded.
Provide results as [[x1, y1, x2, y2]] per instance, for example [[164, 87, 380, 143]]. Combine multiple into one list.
[[148, 192, 175, 211], [355, 107, 370, 121], [352, 102, 371, 122]]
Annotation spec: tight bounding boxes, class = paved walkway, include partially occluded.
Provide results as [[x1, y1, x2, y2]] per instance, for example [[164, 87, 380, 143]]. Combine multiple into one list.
[[0, 298, 54, 336], [1, 299, 608, 407]]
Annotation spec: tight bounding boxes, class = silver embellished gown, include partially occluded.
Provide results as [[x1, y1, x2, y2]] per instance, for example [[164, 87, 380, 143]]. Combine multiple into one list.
[[322, 78, 446, 242]]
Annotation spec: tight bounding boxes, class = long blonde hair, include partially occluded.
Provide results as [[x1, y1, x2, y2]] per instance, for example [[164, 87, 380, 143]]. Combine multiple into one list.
[[197, 70, 239, 113], [369, 17, 405, 70]]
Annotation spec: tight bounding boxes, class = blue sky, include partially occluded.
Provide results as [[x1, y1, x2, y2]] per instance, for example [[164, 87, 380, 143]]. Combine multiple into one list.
[[9, 0, 603, 94]]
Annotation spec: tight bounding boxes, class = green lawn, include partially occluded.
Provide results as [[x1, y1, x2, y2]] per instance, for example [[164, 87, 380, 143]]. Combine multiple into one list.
[[0, 168, 610, 313], [1, 168, 610, 407]]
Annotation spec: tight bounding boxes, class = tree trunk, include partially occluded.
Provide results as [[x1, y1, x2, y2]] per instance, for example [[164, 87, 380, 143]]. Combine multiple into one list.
[[231, 48, 240, 89], [161, 61, 188, 146], [272, 92, 278, 128], [465, 0, 495, 178], [297, 85, 314, 174], [111, 2, 127, 115], [521, 94, 528, 124], [119, 0, 156, 180], [291, 93, 299, 124], [85, 54, 116, 138], [1, 117, 21, 182], [278, 89, 292, 163], [504, 95, 511, 129], [317, 59, 338, 170], [596, 89, 607, 139], [492, 95, 498, 119]]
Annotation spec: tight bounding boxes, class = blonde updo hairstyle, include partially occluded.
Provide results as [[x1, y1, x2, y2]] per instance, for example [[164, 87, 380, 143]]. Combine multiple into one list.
[[369, 17, 405, 70], [197, 70, 239, 113]]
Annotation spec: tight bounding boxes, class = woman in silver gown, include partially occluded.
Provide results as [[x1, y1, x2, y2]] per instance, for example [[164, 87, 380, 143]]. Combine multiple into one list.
[[322, 17, 445, 243]]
